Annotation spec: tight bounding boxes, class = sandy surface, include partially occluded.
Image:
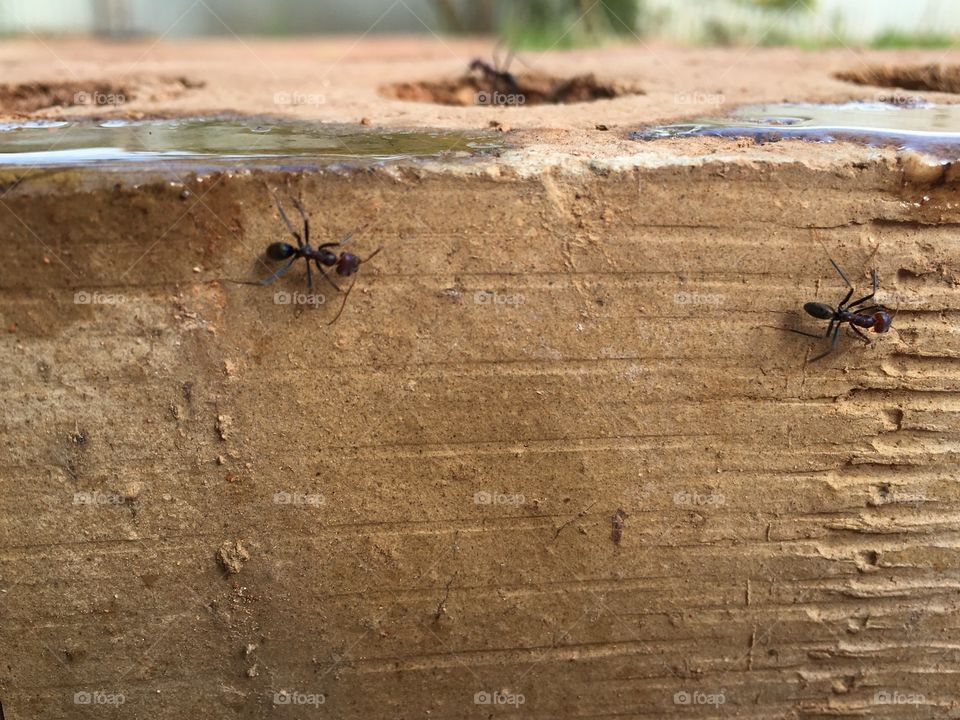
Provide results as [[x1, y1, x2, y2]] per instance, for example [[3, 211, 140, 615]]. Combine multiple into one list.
[[2, 37, 960, 176], [1, 37, 959, 720], [0, 37, 958, 132]]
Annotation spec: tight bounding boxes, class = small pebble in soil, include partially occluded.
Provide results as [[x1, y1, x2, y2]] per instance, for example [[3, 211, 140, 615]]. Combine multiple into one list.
[[216, 414, 233, 440], [216, 540, 250, 575]]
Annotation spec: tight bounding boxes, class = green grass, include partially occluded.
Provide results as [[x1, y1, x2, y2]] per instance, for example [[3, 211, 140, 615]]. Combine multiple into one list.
[[501, 0, 644, 50], [491, 1, 959, 51], [870, 29, 956, 49], [758, 31, 854, 49]]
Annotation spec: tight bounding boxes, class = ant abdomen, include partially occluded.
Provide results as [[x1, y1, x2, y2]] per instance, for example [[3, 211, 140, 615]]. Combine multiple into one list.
[[804, 302, 834, 320], [266, 242, 295, 260], [873, 311, 893, 333]]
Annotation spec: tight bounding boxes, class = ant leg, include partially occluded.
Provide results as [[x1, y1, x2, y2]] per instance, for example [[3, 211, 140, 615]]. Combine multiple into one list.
[[779, 327, 825, 339], [261, 257, 296, 286], [502, 49, 520, 95], [850, 326, 872, 344], [829, 258, 853, 289], [315, 259, 342, 293], [305, 257, 314, 291], [769, 316, 832, 340], [290, 197, 310, 245], [847, 270, 879, 309], [826, 258, 855, 309], [270, 190, 303, 248], [809, 325, 841, 362], [318, 224, 369, 251], [837, 287, 854, 310]]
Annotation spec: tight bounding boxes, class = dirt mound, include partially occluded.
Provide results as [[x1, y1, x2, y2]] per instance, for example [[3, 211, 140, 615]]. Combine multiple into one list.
[[837, 63, 960, 94], [382, 70, 643, 106], [0, 76, 204, 114]]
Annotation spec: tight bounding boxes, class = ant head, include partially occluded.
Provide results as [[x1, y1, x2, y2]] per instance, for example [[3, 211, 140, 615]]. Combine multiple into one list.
[[266, 242, 295, 261], [804, 302, 835, 321], [335, 252, 361, 277], [873, 310, 893, 333]]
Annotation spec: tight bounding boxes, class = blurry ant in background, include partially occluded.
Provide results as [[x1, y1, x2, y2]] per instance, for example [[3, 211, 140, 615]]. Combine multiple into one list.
[[780, 255, 896, 362], [261, 190, 381, 325], [469, 42, 522, 98]]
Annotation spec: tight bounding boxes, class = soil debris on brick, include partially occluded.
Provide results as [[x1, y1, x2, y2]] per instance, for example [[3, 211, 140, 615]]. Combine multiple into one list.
[[836, 63, 960, 94], [383, 70, 642, 106]]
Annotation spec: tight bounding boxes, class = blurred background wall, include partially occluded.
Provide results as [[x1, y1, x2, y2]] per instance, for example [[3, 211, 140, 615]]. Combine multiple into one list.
[[0, 0, 450, 36], [0, 0, 957, 47]]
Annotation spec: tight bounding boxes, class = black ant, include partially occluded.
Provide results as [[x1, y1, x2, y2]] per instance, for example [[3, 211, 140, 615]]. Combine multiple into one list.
[[784, 258, 895, 362], [469, 44, 521, 98], [261, 192, 381, 325]]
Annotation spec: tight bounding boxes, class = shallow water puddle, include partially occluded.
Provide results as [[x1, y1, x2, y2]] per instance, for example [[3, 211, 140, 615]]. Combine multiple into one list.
[[633, 102, 960, 156], [0, 118, 499, 168]]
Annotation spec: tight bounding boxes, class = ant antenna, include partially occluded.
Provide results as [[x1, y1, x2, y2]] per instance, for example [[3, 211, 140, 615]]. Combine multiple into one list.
[[492, 39, 517, 73], [328, 277, 357, 326], [510, 52, 534, 71], [502, 48, 517, 74], [327, 247, 382, 326], [337, 221, 372, 250]]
